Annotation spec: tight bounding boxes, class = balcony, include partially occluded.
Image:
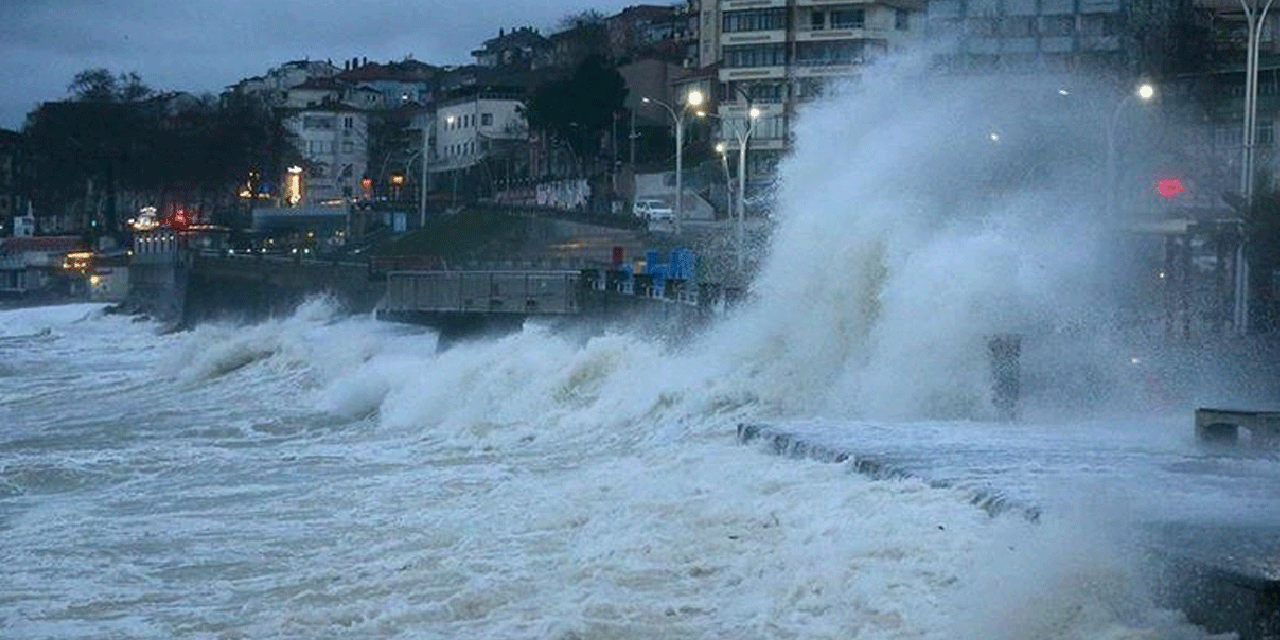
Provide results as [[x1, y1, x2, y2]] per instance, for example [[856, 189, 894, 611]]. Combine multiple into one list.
[[791, 62, 862, 78], [719, 66, 787, 81], [792, 0, 875, 5], [722, 30, 787, 45], [722, 0, 787, 8], [794, 26, 889, 41]]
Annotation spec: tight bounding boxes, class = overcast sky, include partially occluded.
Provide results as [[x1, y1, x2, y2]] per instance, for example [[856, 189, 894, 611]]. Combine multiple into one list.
[[0, 0, 638, 130]]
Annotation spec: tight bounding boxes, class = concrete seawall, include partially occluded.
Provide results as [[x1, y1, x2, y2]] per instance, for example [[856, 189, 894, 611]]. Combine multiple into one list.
[[737, 421, 1279, 639], [118, 253, 383, 328]]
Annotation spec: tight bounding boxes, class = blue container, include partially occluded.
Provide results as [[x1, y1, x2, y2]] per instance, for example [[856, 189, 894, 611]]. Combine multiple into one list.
[[649, 264, 668, 283], [671, 249, 696, 281], [645, 250, 664, 273]]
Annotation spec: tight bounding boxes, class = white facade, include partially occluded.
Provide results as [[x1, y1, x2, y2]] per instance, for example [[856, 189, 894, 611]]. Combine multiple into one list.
[[434, 94, 528, 172], [284, 107, 370, 204], [264, 60, 339, 102]]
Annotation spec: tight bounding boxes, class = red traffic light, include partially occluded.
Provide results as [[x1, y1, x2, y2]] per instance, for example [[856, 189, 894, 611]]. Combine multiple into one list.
[[1156, 178, 1185, 197]]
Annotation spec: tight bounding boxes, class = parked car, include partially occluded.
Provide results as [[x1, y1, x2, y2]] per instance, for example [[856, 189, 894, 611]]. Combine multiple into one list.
[[632, 198, 675, 221]]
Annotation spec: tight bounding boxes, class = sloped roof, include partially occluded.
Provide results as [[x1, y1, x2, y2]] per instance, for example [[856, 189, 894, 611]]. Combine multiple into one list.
[[336, 60, 437, 82], [292, 76, 346, 91]]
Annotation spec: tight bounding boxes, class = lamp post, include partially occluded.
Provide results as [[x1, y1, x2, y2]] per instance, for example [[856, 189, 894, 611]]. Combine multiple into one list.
[[445, 115, 458, 207], [729, 108, 761, 270], [715, 141, 732, 218], [419, 116, 429, 228], [701, 107, 761, 269], [1105, 82, 1155, 219], [642, 89, 704, 235], [1236, 0, 1275, 333]]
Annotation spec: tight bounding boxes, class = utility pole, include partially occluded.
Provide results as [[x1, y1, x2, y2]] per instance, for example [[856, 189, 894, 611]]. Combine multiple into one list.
[[419, 114, 428, 229]]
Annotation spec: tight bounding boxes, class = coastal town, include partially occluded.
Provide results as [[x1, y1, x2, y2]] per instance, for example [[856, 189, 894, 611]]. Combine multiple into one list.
[[0, 0, 1276, 335]]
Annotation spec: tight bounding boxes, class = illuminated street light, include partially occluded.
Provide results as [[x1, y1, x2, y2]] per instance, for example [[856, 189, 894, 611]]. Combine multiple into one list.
[[715, 142, 731, 217], [641, 88, 704, 234], [702, 107, 761, 269], [1105, 81, 1156, 219], [390, 171, 405, 200], [733, 107, 761, 270]]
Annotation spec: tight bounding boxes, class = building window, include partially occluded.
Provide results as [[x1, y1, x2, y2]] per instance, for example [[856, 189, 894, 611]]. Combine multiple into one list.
[[811, 11, 826, 31], [723, 43, 786, 68], [481, 113, 493, 126], [342, 140, 354, 153], [722, 8, 786, 32], [895, 8, 910, 31], [343, 116, 354, 129], [1001, 16, 1035, 37], [302, 115, 335, 130], [746, 83, 785, 103], [796, 78, 825, 100], [966, 18, 997, 37], [795, 40, 865, 66], [831, 7, 865, 30], [1079, 13, 1116, 36], [1040, 15, 1074, 37]]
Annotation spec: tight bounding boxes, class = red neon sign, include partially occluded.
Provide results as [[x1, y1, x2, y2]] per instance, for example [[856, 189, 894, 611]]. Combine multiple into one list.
[[1156, 178, 1185, 197]]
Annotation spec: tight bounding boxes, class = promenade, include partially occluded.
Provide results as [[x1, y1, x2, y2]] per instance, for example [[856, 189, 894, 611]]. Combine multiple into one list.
[[738, 417, 1280, 639]]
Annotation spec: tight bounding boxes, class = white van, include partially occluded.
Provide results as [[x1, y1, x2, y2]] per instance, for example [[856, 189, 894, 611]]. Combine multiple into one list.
[[632, 198, 674, 221]]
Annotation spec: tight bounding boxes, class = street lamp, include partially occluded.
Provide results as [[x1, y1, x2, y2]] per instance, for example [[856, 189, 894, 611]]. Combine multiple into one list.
[[715, 141, 732, 217], [389, 171, 405, 200], [419, 115, 429, 228], [1236, 0, 1275, 333], [445, 115, 458, 206], [701, 107, 761, 270], [733, 107, 761, 270], [1105, 81, 1155, 219], [641, 88, 704, 234]]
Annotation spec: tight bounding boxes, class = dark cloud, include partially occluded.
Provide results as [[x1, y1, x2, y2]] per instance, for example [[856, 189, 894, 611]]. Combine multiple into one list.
[[0, 0, 632, 130]]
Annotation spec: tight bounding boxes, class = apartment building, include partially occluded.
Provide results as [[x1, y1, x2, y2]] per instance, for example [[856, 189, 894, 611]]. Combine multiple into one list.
[[699, 0, 924, 179], [925, 0, 1197, 77], [432, 88, 530, 197], [281, 105, 370, 204]]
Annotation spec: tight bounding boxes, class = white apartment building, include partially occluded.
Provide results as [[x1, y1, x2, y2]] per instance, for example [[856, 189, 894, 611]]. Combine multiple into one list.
[[432, 91, 528, 176], [282, 105, 370, 204], [699, 0, 923, 176]]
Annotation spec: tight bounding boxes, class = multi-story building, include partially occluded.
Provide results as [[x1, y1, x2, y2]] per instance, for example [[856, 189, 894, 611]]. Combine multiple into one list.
[[281, 104, 369, 204], [224, 59, 340, 109], [333, 58, 438, 108], [472, 27, 551, 70], [699, 0, 924, 181], [432, 87, 530, 198], [925, 0, 1197, 77]]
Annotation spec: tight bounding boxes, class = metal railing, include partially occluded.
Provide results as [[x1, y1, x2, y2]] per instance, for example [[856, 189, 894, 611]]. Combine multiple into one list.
[[383, 270, 582, 315]]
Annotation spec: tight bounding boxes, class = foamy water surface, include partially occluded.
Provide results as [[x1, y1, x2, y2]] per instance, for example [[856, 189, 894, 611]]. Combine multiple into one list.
[[0, 60, 1261, 639], [0, 298, 1233, 640]]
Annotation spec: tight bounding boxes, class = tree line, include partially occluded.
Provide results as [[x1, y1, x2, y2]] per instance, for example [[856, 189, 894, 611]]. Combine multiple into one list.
[[21, 69, 296, 240]]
